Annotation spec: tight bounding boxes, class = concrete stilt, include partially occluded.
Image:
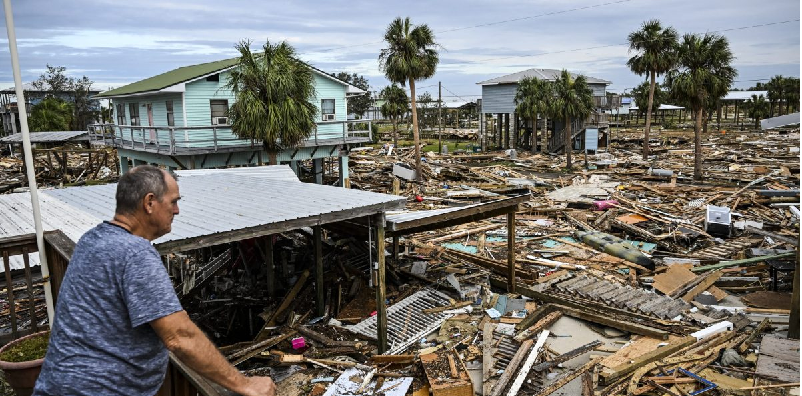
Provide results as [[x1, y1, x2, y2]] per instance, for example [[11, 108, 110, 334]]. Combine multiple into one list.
[[313, 158, 323, 185]]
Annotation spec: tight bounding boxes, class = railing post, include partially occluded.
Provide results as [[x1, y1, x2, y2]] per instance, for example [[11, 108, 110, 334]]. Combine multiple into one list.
[[169, 128, 176, 154], [213, 127, 218, 152], [130, 127, 135, 149], [314, 125, 318, 146], [368, 121, 372, 141], [141, 127, 146, 149], [342, 122, 346, 143], [155, 129, 160, 154]]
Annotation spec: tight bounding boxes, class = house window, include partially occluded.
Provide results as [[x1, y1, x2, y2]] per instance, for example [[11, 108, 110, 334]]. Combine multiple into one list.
[[321, 99, 335, 121], [116, 103, 126, 125], [129, 103, 140, 126], [166, 101, 175, 126], [210, 100, 228, 124]]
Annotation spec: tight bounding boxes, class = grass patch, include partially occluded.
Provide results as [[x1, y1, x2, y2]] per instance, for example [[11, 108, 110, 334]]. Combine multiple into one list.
[[0, 332, 49, 362], [369, 139, 476, 153]]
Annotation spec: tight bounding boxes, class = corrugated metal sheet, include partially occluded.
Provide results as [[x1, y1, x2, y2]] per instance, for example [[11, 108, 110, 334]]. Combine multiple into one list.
[[174, 165, 299, 182], [0, 192, 102, 272], [0, 131, 88, 143], [761, 112, 800, 130], [1, 169, 405, 272], [386, 202, 485, 225], [723, 90, 768, 101], [477, 68, 611, 86]]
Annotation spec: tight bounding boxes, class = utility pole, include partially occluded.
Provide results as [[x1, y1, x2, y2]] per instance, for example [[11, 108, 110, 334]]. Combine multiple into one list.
[[438, 81, 443, 154]]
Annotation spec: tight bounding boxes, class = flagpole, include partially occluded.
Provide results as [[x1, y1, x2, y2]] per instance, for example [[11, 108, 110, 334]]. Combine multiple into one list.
[[3, 0, 55, 325]]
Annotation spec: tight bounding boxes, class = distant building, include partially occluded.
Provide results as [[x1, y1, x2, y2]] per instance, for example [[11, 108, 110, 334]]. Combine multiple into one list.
[[91, 58, 367, 186], [477, 68, 611, 153], [0, 83, 102, 137]]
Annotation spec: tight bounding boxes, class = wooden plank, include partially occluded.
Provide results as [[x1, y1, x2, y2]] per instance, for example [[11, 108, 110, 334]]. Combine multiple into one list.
[[375, 214, 388, 354], [652, 265, 695, 296], [488, 338, 534, 396], [534, 357, 602, 396], [2, 249, 17, 339], [314, 226, 324, 317], [257, 269, 310, 339], [483, 322, 497, 396], [506, 331, 549, 396], [558, 305, 670, 340], [514, 311, 561, 342], [421, 349, 474, 396], [599, 336, 696, 384], [507, 212, 516, 293], [681, 271, 723, 302]]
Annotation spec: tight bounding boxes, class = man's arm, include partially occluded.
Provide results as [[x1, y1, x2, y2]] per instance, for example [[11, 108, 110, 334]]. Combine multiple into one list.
[[151, 310, 275, 396]]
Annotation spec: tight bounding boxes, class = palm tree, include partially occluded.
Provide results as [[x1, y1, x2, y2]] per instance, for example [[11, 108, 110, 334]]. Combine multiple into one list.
[[226, 39, 317, 163], [29, 97, 73, 132], [379, 17, 439, 181], [782, 77, 800, 114], [552, 70, 594, 169], [379, 84, 409, 150], [766, 75, 785, 117], [745, 94, 769, 130], [515, 77, 553, 154], [665, 33, 736, 180], [627, 20, 678, 160]]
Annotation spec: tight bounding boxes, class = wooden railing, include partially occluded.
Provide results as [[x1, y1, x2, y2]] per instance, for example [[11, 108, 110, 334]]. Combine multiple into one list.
[[0, 231, 72, 345], [88, 120, 373, 154], [0, 231, 227, 396]]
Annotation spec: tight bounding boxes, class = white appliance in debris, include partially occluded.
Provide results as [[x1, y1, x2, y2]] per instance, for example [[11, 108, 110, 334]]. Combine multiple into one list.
[[705, 205, 731, 237]]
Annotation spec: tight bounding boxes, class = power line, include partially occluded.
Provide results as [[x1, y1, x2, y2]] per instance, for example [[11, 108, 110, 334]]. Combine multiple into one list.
[[306, 0, 636, 54], [463, 19, 800, 64]]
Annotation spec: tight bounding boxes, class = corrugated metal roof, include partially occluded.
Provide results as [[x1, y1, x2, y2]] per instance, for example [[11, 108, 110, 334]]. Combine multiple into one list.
[[174, 165, 300, 182], [723, 90, 768, 101], [477, 68, 611, 86], [0, 131, 88, 143], [0, 192, 102, 272], [761, 112, 800, 130], [386, 202, 485, 224], [1, 167, 405, 271]]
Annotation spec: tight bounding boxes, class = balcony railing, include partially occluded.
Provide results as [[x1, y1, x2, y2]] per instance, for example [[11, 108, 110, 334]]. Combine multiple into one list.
[[88, 120, 373, 155]]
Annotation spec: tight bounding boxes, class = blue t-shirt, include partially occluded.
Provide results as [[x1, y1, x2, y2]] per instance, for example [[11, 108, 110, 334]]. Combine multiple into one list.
[[34, 222, 183, 396]]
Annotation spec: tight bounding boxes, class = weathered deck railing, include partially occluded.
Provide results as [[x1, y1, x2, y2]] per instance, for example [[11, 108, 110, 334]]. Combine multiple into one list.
[[0, 230, 71, 346], [0, 230, 222, 396], [88, 120, 372, 154]]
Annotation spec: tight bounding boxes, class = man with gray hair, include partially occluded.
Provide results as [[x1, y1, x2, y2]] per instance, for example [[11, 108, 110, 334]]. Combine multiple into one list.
[[34, 165, 275, 396]]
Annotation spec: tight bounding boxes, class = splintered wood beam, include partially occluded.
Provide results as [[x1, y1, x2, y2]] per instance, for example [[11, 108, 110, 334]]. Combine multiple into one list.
[[533, 357, 602, 396], [514, 311, 562, 342], [507, 211, 516, 292], [681, 270, 723, 302], [257, 270, 310, 340], [314, 226, 324, 317], [489, 338, 534, 396], [375, 214, 388, 354], [599, 336, 696, 385], [506, 330, 550, 396], [557, 305, 669, 340]]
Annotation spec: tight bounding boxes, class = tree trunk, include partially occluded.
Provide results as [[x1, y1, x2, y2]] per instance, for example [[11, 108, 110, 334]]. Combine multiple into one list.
[[409, 78, 422, 181], [531, 111, 537, 154], [541, 116, 547, 153], [392, 116, 398, 150], [703, 110, 709, 134], [643, 70, 656, 160], [565, 115, 572, 169], [693, 106, 703, 180]]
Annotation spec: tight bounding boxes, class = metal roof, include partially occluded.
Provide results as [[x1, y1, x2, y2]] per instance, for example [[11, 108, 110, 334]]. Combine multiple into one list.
[[0, 131, 88, 143], [761, 112, 800, 130], [0, 165, 406, 272], [723, 90, 768, 101], [477, 68, 611, 86], [96, 58, 365, 98], [385, 195, 529, 235], [0, 192, 102, 272]]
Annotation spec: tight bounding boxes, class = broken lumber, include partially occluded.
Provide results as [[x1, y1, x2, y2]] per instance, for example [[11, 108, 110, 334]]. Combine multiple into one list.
[[488, 338, 534, 396], [421, 349, 474, 396], [557, 305, 670, 340], [258, 269, 310, 340], [533, 357, 602, 396], [599, 336, 696, 384], [514, 311, 562, 342], [691, 252, 796, 272], [681, 271, 723, 302], [533, 340, 602, 372], [506, 330, 550, 396]]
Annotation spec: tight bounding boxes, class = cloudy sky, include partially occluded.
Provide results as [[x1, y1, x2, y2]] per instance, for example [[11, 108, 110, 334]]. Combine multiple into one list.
[[0, 0, 798, 104]]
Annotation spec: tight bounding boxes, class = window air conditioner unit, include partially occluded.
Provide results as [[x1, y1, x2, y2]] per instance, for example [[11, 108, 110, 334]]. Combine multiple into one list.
[[214, 117, 229, 125], [323, 114, 335, 121]]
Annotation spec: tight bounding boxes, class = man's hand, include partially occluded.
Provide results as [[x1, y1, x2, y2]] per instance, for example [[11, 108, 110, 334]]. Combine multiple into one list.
[[239, 376, 276, 396]]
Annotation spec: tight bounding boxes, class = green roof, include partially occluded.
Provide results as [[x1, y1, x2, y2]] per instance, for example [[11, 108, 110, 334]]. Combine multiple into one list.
[[96, 58, 239, 98]]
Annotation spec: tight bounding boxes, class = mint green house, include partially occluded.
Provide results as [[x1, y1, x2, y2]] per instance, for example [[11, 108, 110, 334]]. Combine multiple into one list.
[[92, 58, 369, 185]]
